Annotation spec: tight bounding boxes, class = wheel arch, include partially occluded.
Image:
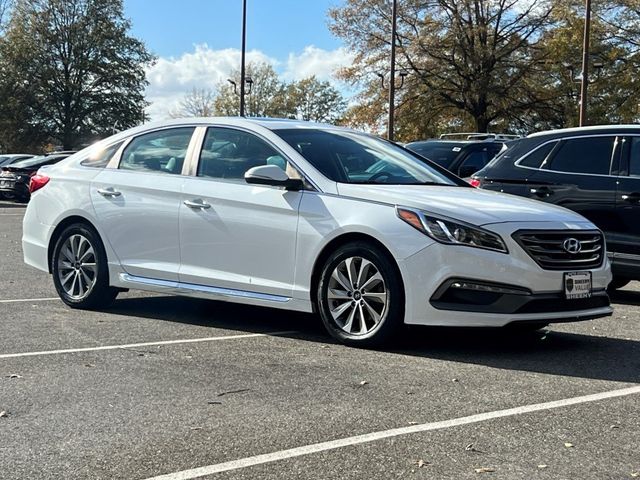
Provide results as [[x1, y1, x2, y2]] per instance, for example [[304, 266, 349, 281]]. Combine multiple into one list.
[[309, 232, 405, 313], [47, 215, 100, 273]]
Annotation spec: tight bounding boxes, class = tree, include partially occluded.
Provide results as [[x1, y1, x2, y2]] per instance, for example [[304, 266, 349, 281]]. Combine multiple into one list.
[[170, 87, 216, 118], [289, 76, 347, 123], [0, 0, 154, 150], [329, 0, 556, 137], [214, 62, 296, 118]]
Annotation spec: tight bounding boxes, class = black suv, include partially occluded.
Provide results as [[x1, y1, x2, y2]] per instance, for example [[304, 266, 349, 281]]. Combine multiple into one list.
[[405, 139, 506, 178], [472, 126, 640, 289]]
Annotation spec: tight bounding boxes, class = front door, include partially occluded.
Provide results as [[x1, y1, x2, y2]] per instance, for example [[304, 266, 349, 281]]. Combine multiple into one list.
[[91, 127, 196, 281], [179, 126, 302, 297]]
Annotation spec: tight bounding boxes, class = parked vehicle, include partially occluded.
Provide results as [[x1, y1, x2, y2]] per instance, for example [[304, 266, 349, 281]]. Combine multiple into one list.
[[23, 118, 612, 346], [405, 139, 507, 177], [471, 125, 640, 290], [0, 153, 72, 201], [0, 154, 34, 167]]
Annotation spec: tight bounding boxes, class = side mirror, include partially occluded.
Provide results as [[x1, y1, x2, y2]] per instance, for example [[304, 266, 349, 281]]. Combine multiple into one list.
[[244, 164, 303, 190], [458, 165, 478, 178]]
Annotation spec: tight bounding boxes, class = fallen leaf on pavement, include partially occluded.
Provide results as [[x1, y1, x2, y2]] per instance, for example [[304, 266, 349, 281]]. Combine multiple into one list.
[[630, 472, 639, 478], [359, 380, 368, 386], [538, 465, 548, 469], [414, 459, 430, 468], [474, 467, 495, 473], [564, 442, 574, 448], [408, 421, 418, 425], [7, 374, 22, 379], [207, 401, 222, 405], [0, 411, 7, 418]]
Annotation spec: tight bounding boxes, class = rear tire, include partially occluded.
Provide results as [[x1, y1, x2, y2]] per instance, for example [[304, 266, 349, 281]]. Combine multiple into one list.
[[316, 242, 404, 347], [51, 224, 118, 309], [607, 276, 630, 291]]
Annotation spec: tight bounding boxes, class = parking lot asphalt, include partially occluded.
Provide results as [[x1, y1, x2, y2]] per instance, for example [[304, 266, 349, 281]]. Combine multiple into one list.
[[1, 201, 639, 480]]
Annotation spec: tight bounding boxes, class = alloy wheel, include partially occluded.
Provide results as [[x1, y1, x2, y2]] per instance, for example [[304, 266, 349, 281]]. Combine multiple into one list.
[[57, 234, 97, 299], [327, 256, 387, 336]]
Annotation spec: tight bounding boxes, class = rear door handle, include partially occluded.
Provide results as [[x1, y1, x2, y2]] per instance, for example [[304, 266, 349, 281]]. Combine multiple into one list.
[[621, 192, 640, 204], [530, 186, 553, 198], [97, 187, 121, 197], [184, 199, 211, 209]]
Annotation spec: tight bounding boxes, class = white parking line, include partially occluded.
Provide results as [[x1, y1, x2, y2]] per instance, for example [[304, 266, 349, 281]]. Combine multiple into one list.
[[144, 385, 640, 480], [0, 331, 297, 359], [0, 297, 60, 303], [0, 213, 24, 216]]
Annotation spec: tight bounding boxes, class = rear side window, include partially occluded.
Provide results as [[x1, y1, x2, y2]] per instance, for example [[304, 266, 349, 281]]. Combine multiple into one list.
[[81, 141, 124, 168], [119, 127, 195, 174], [518, 141, 556, 168], [546, 136, 615, 175]]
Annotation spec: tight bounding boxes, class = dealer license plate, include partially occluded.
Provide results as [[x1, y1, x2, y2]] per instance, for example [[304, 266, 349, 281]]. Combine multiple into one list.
[[564, 271, 592, 299]]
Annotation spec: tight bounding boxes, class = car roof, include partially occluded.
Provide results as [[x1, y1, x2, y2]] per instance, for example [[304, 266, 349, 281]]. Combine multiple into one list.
[[528, 124, 640, 138]]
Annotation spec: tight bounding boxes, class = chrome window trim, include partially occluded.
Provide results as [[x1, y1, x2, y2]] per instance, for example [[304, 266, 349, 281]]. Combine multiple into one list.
[[192, 124, 320, 191], [514, 134, 622, 178]]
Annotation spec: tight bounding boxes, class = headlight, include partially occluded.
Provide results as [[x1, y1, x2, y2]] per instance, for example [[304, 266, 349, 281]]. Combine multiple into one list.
[[396, 207, 508, 253]]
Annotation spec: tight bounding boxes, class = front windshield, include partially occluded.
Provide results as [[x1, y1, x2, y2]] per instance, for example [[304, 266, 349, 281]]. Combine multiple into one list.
[[275, 129, 457, 186], [11, 155, 49, 168], [406, 143, 463, 169]]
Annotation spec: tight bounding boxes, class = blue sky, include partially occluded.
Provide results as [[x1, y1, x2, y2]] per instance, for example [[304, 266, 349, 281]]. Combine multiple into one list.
[[123, 0, 351, 119]]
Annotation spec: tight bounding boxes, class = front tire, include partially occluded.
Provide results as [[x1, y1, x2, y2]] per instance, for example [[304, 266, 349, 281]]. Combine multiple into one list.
[[317, 242, 404, 347], [51, 224, 118, 309]]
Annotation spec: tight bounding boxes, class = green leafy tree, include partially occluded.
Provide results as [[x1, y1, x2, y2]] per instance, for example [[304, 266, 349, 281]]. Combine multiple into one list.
[[289, 76, 347, 123], [0, 0, 154, 150]]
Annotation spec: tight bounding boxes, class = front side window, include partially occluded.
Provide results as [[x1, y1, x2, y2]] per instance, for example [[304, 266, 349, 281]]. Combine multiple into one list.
[[119, 127, 195, 174], [197, 127, 296, 181], [275, 129, 458, 185], [546, 136, 615, 175]]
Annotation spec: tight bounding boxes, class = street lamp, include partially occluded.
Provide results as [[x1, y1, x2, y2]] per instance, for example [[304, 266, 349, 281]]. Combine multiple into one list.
[[240, 0, 247, 117], [579, 0, 592, 126]]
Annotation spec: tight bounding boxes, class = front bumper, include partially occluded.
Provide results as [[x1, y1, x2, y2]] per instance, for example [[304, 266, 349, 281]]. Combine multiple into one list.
[[397, 221, 613, 327]]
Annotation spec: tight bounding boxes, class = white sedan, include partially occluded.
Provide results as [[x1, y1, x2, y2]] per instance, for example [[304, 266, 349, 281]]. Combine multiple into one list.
[[22, 118, 612, 346]]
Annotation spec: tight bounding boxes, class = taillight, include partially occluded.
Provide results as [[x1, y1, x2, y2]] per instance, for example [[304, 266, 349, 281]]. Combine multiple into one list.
[[29, 174, 50, 194], [468, 178, 481, 188]]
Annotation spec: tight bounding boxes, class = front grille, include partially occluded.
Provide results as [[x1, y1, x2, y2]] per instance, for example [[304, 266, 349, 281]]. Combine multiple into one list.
[[513, 230, 604, 270]]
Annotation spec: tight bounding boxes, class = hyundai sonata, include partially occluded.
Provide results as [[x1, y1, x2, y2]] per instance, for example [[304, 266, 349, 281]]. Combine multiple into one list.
[[23, 118, 612, 346]]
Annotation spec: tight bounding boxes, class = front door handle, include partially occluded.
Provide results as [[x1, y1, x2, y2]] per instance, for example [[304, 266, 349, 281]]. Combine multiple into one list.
[[621, 192, 640, 204], [530, 186, 554, 198], [184, 199, 211, 209], [97, 187, 121, 197]]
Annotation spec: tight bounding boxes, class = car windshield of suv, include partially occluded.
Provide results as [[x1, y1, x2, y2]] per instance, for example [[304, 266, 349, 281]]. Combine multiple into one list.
[[275, 129, 457, 185], [405, 143, 463, 169]]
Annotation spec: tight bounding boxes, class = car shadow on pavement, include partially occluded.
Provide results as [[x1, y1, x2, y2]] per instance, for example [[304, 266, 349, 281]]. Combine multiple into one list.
[[106, 295, 640, 385], [608, 288, 640, 306]]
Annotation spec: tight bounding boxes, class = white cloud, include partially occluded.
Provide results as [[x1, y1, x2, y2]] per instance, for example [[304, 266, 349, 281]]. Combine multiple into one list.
[[283, 45, 355, 82], [144, 44, 354, 121]]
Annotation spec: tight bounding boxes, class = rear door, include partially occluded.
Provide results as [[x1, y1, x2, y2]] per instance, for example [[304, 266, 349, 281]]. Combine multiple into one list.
[[91, 126, 196, 281], [525, 135, 619, 236], [612, 136, 640, 268]]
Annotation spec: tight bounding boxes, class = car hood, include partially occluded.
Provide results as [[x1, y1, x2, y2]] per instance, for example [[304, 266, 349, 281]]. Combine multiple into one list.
[[336, 184, 592, 227]]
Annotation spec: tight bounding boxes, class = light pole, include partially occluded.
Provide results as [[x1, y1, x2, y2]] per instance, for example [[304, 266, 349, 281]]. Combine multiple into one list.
[[239, 0, 247, 117], [579, 0, 591, 126], [388, 0, 398, 141]]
